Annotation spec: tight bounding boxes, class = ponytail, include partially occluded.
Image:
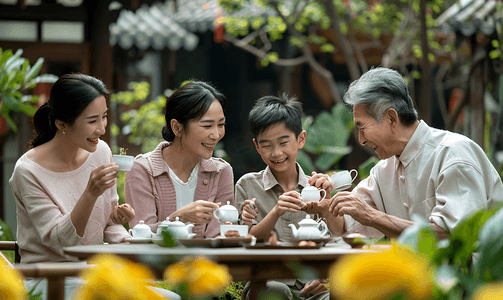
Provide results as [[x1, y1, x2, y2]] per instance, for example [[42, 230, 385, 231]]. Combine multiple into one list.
[[29, 102, 56, 149]]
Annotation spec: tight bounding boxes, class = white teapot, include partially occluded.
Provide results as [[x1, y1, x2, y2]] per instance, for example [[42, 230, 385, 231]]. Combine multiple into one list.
[[288, 215, 329, 240], [128, 220, 153, 239], [213, 201, 239, 224], [156, 217, 196, 239]]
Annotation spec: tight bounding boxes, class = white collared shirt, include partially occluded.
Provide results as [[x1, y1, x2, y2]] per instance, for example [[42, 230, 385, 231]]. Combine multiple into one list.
[[345, 121, 503, 238]]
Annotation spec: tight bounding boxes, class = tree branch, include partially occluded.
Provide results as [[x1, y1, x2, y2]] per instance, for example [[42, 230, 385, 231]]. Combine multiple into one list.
[[271, 2, 342, 104], [224, 33, 308, 67], [382, 8, 415, 67], [323, 0, 361, 81], [435, 62, 450, 125]]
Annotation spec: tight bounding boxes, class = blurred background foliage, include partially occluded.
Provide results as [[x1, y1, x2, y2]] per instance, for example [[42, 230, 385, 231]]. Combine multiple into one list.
[[0, 48, 57, 132]]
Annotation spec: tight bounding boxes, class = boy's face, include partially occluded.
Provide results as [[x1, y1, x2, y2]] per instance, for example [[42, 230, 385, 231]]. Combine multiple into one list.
[[253, 122, 306, 174]]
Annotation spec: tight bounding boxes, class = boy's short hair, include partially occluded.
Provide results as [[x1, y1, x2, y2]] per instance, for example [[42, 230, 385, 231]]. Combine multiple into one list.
[[248, 93, 303, 138]]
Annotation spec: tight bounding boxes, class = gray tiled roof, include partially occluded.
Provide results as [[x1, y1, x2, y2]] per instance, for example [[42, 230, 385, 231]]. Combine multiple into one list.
[[110, 0, 275, 51], [437, 0, 501, 37]]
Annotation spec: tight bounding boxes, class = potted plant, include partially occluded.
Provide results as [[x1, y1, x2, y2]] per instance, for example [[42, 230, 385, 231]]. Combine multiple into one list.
[[0, 47, 57, 133], [112, 147, 134, 172]]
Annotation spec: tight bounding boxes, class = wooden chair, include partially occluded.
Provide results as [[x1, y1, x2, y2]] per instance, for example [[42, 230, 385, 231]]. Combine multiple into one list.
[[0, 240, 20, 264], [14, 262, 93, 300]]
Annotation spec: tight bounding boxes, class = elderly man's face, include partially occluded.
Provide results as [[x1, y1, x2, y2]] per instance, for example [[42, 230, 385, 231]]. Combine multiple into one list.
[[353, 104, 395, 160]]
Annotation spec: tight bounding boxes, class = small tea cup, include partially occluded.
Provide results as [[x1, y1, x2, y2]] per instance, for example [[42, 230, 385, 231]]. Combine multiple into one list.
[[330, 169, 358, 190], [220, 224, 249, 237], [112, 155, 134, 172], [301, 186, 326, 202]]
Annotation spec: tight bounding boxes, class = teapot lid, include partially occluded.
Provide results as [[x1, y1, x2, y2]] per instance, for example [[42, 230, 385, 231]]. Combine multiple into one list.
[[134, 220, 150, 228], [167, 217, 186, 227], [303, 186, 318, 190], [219, 201, 237, 211], [298, 215, 318, 226]]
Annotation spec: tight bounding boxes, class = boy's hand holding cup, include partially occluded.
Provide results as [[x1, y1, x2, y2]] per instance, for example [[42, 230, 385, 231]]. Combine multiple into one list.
[[241, 198, 258, 224], [303, 172, 332, 214]]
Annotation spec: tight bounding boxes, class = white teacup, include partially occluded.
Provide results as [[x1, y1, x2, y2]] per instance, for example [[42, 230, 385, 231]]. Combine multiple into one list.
[[112, 155, 134, 172], [128, 220, 153, 239], [301, 186, 326, 202], [330, 169, 358, 190], [220, 224, 249, 237]]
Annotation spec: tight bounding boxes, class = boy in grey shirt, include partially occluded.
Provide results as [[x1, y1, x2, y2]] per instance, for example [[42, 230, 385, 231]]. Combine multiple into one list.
[[236, 94, 340, 300]]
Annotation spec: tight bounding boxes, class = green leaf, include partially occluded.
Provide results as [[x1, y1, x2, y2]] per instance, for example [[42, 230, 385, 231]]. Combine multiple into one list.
[[160, 230, 177, 247], [296, 150, 314, 175], [19, 102, 38, 116], [2, 113, 17, 132], [24, 57, 44, 83], [320, 44, 335, 53], [489, 49, 501, 59], [474, 204, 503, 281], [0, 48, 13, 69], [267, 52, 278, 62], [2, 93, 21, 111], [398, 214, 437, 257], [358, 156, 379, 180], [4, 48, 23, 70]]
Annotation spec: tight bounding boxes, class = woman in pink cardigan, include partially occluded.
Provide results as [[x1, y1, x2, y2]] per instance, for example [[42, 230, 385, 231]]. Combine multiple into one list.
[[9, 74, 135, 265], [125, 80, 234, 238]]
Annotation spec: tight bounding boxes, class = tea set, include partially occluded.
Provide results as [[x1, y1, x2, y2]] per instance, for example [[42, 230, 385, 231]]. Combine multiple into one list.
[[128, 171, 361, 244]]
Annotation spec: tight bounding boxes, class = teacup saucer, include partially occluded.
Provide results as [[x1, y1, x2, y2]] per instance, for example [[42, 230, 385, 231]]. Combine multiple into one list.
[[125, 237, 152, 244], [334, 183, 352, 191]]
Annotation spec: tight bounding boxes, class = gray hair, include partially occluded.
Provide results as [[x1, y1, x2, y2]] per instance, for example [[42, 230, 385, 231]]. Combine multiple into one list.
[[343, 67, 418, 126]]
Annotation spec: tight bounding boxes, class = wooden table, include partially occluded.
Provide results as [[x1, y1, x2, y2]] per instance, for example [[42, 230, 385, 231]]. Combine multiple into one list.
[[64, 242, 378, 299]]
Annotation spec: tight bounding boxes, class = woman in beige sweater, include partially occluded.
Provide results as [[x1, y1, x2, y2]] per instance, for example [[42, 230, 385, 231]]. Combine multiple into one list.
[[10, 74, 135, 264]]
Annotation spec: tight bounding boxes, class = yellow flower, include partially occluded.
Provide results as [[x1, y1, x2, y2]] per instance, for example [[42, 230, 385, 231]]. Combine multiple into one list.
[[329, 244, 433, 300], [0, 258, 27, 299], [164, 258, 191, 287], [74, 254, 164, 300], [164, 256, 232, 297], [471, 283, 503, 300]]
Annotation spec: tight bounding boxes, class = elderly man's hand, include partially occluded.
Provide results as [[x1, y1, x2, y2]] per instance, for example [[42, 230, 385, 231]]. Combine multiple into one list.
[[300, 198, 331, 214], [329, 191, 377, 226]]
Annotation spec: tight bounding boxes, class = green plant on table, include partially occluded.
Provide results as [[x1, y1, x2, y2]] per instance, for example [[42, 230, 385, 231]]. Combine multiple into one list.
[[119, 147, 128, 155]]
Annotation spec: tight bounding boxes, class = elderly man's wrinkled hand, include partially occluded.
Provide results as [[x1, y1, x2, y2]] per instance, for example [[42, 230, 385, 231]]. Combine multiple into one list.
[[329, 191, 377, 226]]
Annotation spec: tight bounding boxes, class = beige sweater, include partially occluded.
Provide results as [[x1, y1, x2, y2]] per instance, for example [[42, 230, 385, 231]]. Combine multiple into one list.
[[9, 140, 129, 263]]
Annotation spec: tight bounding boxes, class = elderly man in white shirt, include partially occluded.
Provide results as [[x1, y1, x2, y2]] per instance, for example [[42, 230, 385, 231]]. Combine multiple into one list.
[[310, 67, 503, 240]]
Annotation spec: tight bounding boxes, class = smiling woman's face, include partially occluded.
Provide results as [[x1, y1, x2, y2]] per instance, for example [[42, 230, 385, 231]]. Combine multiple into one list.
[[180, 99, 226, 160], [353, 104, 396, 160], [63, 95, 108, 153]]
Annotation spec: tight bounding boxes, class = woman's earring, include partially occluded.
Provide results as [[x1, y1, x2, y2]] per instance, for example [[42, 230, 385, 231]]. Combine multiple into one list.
[[63, 130, 66, 135]]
